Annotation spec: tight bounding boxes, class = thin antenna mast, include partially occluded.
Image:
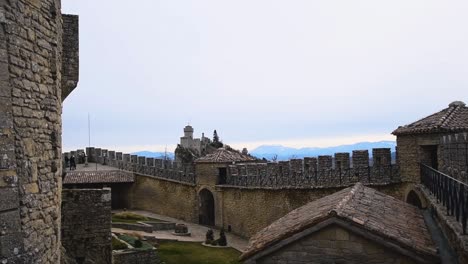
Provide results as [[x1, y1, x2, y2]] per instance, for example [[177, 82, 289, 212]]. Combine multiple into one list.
[[88, 113, 91, 147]]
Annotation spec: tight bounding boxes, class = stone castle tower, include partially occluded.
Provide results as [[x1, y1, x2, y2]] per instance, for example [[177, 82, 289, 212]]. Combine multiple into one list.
[[179, 125, 210, 155], [0, 0, 78, 263]]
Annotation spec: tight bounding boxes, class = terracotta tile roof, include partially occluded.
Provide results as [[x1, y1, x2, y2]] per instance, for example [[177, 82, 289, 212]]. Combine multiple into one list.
[[63, 170, 135, 184], [393, 101, 468, 135], [241, 183, 437, 261], [195, 148, 257, 163]]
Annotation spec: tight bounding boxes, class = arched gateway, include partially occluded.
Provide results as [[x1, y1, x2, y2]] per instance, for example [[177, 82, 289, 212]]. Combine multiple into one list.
[[199, 189, 215, 226]]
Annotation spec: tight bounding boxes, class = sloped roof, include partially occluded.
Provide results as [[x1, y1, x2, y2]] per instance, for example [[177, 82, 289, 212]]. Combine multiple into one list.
[[195, 148, 257, 163], [240, 183, 437, 262], [63, 170, 134, 184], [393, 101, 468, 135]]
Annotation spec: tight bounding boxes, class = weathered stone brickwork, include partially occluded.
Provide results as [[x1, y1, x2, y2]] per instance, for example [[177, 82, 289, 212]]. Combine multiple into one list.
[[219, 183, 407, 238], [0, 1, 78, 263], [396, 134, 443, 182], [61, 188, 112, 264], [253, 225, 417, 264], [440, 132, 468, 183], [61, 14, 78, 101], [225, 148, 399, 188], [128, 174, 198, 223]]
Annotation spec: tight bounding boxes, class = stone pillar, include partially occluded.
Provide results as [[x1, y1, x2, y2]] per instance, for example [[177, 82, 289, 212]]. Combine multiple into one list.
[[290, 159, 303, 177], [123, 154, 131, 164], [372, 148, 391, 167], [352, 150, 370, 168], [131, 155, 138, 164], [334, 153, 350, 170], [86, 147, 95, 162], [318, 156, 333, 170], [154, 159, 163, 169], [278, 161, 290, 178], [304, 157, 318, 178], [146, 158, 155, 167]]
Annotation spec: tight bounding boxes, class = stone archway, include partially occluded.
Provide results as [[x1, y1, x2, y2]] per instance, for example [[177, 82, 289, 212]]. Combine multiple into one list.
[[406, 190, 423, 209], [199, 189, 215, 226]]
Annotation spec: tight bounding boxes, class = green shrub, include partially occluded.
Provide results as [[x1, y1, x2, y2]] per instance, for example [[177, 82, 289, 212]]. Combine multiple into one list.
[[217, 228, 227, 246], [134, 239, 143, 248], [205, 229, 214, 244], [118, 234, 153, 250], [113, 212, 148, 221], [112, 236, 128, 250]]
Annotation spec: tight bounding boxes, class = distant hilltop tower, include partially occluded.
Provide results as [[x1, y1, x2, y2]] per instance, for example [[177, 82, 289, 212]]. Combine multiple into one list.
[[180, 125, 211, 155], [184, 125, 194, 138]]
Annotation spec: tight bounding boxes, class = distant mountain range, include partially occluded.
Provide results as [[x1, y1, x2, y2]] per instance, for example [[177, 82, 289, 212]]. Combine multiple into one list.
[[250, 141, 396, 161], [132, 141, 396, 162], [131, 151, 175, 160]]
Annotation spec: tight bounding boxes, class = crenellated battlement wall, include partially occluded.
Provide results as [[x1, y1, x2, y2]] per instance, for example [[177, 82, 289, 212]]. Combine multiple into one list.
[[65, 147, 398, 189], [64, 146, 405, 238], [225, 148, 399, 188], [65, 147, 196, 184]]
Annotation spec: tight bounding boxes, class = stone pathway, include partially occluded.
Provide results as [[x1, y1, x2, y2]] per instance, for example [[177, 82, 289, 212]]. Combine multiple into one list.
[[112, 210, 249, 252]]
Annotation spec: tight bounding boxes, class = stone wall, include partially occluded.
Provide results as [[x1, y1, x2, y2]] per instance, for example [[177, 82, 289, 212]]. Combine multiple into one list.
[[420, 186, 468, 264], [252, 224, 417, 264], [128, 174, 198, 223], [0, 1, 78, 263], [396, 134, 443, 183], [225, 149, 399, 188], [113, 249, 162, 264], [61, 14, 79, 101], [61, 188, 112, 264], [66, 147, 196, 184], [220, 187, 342, 238], [440, 132, 468, 183], [219, 183, 407, 238]]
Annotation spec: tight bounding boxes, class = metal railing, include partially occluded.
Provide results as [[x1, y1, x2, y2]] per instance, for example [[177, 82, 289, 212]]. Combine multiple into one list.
[[421, 163, 468, 234]]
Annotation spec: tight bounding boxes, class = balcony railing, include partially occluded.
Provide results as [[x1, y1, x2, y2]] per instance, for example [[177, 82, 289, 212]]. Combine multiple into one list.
[[421, 163, 468, 234]]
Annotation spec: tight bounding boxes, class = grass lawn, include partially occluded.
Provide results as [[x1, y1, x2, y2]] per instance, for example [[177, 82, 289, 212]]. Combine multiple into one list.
[[158, 241, 241, 264], [117, 234, 153, 250]]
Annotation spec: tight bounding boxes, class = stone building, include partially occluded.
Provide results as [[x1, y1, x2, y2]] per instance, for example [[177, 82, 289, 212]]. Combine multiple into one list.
[[179, 125, 211, 155], [194, 148, 257, 226], [63, 169, 134, 209], [0, 1, 78, 263], [392, 101, 468, 208], [393, 101, 468, 183], [240, 183, 439, 264]]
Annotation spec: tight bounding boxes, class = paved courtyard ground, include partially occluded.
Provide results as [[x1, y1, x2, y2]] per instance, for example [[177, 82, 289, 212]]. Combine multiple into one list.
[[112, 209, 249, 252]]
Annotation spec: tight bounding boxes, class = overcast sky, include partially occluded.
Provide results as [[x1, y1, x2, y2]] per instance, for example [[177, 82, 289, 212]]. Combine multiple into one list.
[[61, 0, 468, 153]]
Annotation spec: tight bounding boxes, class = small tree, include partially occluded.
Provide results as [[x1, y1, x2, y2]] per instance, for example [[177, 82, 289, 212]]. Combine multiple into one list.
[[242, 148, 248, 155], [271, 154, 278, 162], [134, 239, 143, 248], [211, 130, 223, 148], [217, 228, 227, 246], [213, 130, 219, 143]]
